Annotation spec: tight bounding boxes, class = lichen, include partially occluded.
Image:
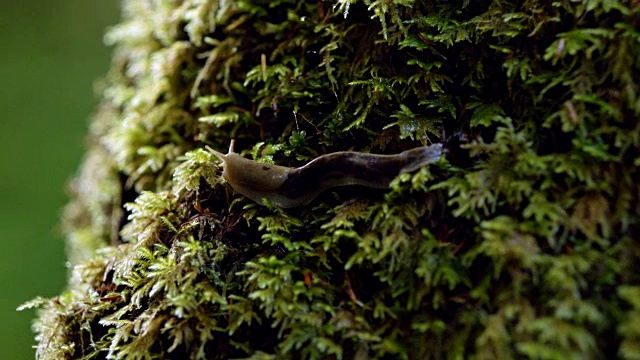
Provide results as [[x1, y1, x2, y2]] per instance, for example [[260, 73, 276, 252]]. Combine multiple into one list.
[[24, 0, 640, 359]]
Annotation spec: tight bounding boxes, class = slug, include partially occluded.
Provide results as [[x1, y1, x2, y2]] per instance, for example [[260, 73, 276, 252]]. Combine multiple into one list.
[[206, 140, 443, 208]]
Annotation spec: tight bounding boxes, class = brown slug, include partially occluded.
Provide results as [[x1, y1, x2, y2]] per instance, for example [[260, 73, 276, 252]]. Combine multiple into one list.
[[206, 140, 443, 208]]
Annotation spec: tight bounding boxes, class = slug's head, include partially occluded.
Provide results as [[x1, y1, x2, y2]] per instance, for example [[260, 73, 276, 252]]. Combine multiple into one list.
[[205, 142, 236, 177], [205, 141, 289, 205]]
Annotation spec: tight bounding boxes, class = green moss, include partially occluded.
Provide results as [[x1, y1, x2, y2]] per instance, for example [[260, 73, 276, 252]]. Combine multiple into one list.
[[23, 0, 640, 359]]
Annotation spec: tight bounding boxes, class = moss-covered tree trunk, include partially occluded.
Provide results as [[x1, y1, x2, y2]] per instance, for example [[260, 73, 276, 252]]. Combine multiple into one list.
[[24, 0, 640, 359]]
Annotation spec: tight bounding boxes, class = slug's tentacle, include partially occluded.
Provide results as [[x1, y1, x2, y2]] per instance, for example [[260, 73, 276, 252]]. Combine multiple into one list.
[[206, 140, 236, 162], [206, 143, 444, 208]]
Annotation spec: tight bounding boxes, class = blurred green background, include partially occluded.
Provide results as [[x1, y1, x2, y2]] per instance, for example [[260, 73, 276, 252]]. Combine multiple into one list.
[[0, 2, 119, 358]]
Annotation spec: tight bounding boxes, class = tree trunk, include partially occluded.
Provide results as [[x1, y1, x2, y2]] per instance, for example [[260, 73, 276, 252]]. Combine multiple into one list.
[[25, 1, 640, 359]]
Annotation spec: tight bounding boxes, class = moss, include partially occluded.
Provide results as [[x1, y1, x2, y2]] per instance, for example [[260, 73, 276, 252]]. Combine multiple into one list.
[[22, 0, 640, 359]]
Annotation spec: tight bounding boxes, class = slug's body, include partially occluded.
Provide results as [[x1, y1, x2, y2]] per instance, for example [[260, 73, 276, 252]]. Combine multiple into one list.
[[206, 141, 443, 208]]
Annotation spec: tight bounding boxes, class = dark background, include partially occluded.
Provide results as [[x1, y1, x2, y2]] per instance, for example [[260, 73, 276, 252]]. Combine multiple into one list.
[[0, 2, 119, 358]]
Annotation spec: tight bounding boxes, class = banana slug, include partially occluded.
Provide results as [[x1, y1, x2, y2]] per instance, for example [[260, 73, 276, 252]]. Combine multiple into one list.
[[206, 141, 443, 208]]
